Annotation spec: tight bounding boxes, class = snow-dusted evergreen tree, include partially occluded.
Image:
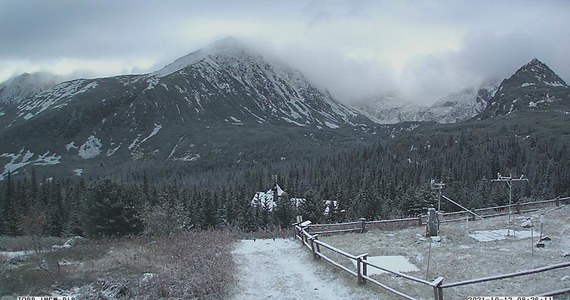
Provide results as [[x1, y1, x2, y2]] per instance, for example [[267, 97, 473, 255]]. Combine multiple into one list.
[[81, 179, 144, 237], [300, 189, 324, 224]]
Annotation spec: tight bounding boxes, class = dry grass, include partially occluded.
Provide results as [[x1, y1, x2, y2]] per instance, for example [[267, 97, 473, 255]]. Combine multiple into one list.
[[0, 231, 236, 299], [0, 236, 66, 252]]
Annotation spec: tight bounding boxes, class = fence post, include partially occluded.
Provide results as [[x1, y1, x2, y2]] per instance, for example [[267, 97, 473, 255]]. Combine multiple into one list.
[[362, 253, 368, 284], [359, 218, 367, 233], [432, 277, 445, 300], [418, 215, 423, 226], [556, 196, 560, 207], [314, 235, 321, 257], [309, 235, 317, 259], [356, 253, 368, 284]]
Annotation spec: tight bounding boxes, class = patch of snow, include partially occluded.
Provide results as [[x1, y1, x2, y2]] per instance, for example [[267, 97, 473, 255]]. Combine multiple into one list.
[[282, 117, 306, 127], [53, 236, 84, 249], [17, 80, 97, 121], [106, 144, 121, 156], [73, 168, 83, 176], [65, 141, 78, 151], [324, 121, 339, 129], [521, 83, 535, 87], [0, 148, 61, 180], [167, 136, 185, 160], [144, 77, 159, 91], [0, 250, 35, 259], [128, 134, 142, 150], [78, 135, 102, 159], [138, 123, 162, 145], [352, 256, 419, 276], [469, 229, 534, 242], [140, 272, 159, 284], [243, 106, 265, 123], [34, 151, 60, 166], [528, 101, 537, 108], [172, 152, 200, 162], [546, 81, 566, 87], [51, 286, 88, 298], [128, 125, 162, 152], [229, 116, 242, 123]]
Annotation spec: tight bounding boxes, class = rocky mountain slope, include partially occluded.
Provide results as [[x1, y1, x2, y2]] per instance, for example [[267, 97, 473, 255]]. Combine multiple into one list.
[[0, 38, 378, 180], [480, 58, 570, 118], [0, 72, 62, 105]]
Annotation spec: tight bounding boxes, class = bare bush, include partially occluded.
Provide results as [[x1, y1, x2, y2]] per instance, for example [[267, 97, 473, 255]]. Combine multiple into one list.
[[1, 231, 236, 299], [130, 231, 236, 299]]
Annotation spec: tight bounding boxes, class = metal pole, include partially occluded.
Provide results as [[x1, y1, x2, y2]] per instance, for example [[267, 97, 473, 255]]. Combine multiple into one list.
[[508, 181, 512, 236], [438, 188, 442, 212], [531, 223, 534, 256], [491, 173, 527, 237], [426, 237, 432, 280]]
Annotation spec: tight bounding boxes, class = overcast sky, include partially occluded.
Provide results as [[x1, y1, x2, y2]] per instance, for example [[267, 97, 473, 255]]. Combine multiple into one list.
[[1, 0, 569, 103]]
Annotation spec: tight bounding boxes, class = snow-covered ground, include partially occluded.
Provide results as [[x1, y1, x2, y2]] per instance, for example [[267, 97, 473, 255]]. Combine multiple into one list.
[[319, 205, 570, 298], [230, 238, 380, 300], [351, 255, 419, 276], [0, 250, 34, 259]]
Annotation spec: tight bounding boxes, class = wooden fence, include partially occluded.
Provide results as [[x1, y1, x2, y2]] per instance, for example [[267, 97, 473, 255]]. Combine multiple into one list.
[[293, 197, 570, 299], [306, 196, 570, 235], [294, 224, 438, 299]]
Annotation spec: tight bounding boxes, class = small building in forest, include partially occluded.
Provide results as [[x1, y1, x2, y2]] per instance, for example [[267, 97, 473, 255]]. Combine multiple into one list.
[[251, 183, 286, 211], [250, 183, 307, 211]]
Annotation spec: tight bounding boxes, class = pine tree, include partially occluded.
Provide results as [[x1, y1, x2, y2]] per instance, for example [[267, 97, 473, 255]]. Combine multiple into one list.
[[81, 179, 144, 238], [300, 189, 323, 224]]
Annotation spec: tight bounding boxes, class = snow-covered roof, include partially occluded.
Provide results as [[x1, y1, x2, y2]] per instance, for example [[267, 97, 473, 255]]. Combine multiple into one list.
[[324, 200, 339, 215], [251, 184, 286, 211]]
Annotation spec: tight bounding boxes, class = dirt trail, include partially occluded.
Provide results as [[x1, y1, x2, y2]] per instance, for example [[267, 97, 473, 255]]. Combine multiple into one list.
[[230, 238, 379, 300]]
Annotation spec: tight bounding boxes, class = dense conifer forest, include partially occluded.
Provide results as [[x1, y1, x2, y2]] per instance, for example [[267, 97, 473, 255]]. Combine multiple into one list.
[[1, 114, 568, 237]]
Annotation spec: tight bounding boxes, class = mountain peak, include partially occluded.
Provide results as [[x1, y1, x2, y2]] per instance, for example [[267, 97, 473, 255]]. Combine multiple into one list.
[[154, 37, 255, 78], [0, 72, 63, 104], [527, 58, 544, 66], [498, 58, 567, 90], [480, 58, 569, 118]]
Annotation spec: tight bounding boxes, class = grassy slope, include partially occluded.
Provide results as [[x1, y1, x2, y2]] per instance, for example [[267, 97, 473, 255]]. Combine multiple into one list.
[[0, 232, 236, 299]]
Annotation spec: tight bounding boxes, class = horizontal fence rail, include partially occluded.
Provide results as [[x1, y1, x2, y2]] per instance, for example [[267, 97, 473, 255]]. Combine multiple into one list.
[[305, 196, 569, 235], [294, 224, 431, 300], [440, 261, 570, 288]]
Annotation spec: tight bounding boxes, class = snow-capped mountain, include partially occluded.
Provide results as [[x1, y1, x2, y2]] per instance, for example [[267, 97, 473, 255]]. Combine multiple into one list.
[[0, 38, 375, 180], [481, 58, 569, 118], [0, 72, 62, 104], [354, 80, 500, 124]]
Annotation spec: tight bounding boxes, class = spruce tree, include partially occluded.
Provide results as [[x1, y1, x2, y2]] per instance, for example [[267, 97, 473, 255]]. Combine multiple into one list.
[[81, 179, 144, 238]]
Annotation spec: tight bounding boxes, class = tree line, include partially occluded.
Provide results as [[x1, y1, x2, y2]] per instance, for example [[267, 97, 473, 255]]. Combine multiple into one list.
[[1, 121, 568, 237]]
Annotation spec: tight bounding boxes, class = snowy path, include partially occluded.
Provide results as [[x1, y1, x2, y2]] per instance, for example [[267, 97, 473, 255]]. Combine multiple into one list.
[[230, 238, 379, 300]]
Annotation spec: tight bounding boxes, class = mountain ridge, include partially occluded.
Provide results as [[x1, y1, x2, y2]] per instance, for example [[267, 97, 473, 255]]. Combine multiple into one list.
[[0, 38, 378, 180]]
